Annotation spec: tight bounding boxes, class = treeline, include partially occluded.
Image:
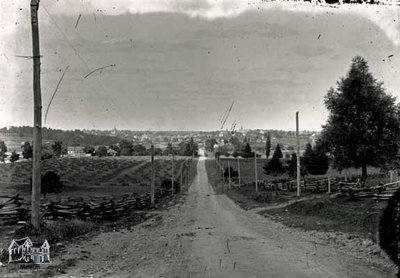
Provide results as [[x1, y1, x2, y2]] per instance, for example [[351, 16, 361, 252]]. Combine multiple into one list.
[[84, 138, 199, 157], [0, 126, 121, 146]]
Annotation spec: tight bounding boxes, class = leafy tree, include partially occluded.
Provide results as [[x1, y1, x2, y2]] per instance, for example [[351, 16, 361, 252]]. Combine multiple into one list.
[[132, 144, 147, 156], [285, 153, 307, 177], [0, 141, 7, 162], [9, 151, 19, 163], [21, 141, 33, 159], [242, 143, 253, 159], [120, 140, 133, 156], [179, 138, 198, 156], [319, 56, 400, 183], [303, 143, 329, 175], [379, 189, 400, 276], [51, 141, 64, 157], [272, 144, 283, 159], [109, 144, 120, 156], [263, 157, 284, 175], [96, 146, 108, 157], [41, 171, 63, 198], [83, 145, 95, 156], [205, 138, 217, 152], [265, 132, 271, 158]]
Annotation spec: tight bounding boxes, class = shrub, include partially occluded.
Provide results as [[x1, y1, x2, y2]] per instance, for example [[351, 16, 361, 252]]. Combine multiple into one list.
[[379, 189, 400, 274], [160, 179, 180, 193], [32, 171, 64, 198]]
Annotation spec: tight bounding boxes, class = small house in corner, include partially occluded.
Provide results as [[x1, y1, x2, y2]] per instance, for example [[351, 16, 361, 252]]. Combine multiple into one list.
[[8, 237, 50, 264]]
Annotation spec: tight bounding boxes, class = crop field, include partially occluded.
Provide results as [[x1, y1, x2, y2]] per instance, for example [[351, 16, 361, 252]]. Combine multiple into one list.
[[0, 156, 190, 201]]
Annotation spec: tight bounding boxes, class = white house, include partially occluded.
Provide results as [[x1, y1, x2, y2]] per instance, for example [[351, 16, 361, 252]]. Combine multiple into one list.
[[9, 237, 50, 264]]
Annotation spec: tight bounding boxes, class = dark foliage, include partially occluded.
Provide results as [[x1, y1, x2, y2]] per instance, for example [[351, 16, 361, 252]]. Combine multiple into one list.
[[21, 141, 33, 159], [31, 171, 63, 198], [319, 56, 400, 182], [303, 143, 329, 175], [379, 188, 400, 273], [223, 166, 239, 180], [160, 179, 180, 193], [242, 143, 253, 159], [9, 151, 19, 163]]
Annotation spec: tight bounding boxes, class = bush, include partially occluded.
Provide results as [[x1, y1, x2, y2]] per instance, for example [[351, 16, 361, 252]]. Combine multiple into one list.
[[379, 189, 400, 273], [224, 166, 238, 180], [160, 179, 180, 193], [33, 171, 63, 198]]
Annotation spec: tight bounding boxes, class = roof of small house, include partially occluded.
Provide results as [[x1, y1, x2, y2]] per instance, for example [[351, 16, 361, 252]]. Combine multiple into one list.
[[9, 237, 48, 249]]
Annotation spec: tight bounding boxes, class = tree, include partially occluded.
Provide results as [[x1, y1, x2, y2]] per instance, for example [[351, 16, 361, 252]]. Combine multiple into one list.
[[41, 171, 63, 198], [179, 138, 198, 156], [286, 153, 307, 177], [52, 141, 64, 157], [242, 143, 253, 159], [303, 143, 329, 175], [132, 144, 147, 156], [272, 144, 283, 160], [263, 157, 284, 175], [265, 132, 271, 158], [120, 140, 133, 156], [83, 145, 95, 156], [0, 141, 7, 162], [21, 141, 33, 159], [379, 189, 400, 277], [205, 138, 217, 153], [319, 56, 400, 183], [96, 146, 108, 157], [9, 151, 19, 163]]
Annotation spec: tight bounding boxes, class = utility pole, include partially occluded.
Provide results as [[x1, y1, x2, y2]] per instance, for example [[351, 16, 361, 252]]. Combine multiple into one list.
[[296, 111, 301, 197], [228, 160, 231, 190], [254, 151, 258, 192], [237, 157, 241, 188], [31, 0, 42, 230], [150, 145, 155, 207], [171, 154, 174, 194]]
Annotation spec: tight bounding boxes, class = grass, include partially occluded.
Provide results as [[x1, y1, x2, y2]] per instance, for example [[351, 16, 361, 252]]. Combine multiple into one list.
[[260, 196, 387, 242]]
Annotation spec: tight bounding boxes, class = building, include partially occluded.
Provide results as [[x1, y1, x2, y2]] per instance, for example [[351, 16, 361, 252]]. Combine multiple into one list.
[[9, 237, 50, 264]]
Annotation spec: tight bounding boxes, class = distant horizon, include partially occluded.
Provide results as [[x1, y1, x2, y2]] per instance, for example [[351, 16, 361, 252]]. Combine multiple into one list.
[[0, 125, 319, 134]]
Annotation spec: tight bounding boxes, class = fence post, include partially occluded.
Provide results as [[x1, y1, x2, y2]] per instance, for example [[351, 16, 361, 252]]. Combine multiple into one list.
[[228, 160, 231, 190], [237, 157, 241, 188], [328, 176, 331, 194], [171, 154, 174, 195], [254, 152, 258, 192], [150, 145, 155, 207]]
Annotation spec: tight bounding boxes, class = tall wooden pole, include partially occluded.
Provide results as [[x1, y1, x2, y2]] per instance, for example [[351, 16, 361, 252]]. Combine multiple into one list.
[[237, 157, 241, 187], [228, 161, 231, 190], [171, 154, 174, 194], [296, 111, 301, 197], [254, 152, 258, 192], [150, 145, 155, 207], [31, 0, 42, 230]]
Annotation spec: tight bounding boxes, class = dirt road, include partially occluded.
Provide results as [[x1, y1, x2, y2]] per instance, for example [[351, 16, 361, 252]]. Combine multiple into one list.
[[55, 157, 394, 277]]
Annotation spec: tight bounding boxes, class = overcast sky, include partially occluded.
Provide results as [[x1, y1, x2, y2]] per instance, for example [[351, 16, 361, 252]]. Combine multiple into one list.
[[0, 1, 399, 131]]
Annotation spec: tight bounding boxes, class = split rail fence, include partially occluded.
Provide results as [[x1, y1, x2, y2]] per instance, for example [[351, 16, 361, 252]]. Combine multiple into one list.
[[0, 158, 198, 225]]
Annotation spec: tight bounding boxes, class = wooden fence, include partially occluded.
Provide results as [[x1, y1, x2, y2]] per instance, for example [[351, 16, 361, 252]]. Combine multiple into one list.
[[0, 158, 199, 225]]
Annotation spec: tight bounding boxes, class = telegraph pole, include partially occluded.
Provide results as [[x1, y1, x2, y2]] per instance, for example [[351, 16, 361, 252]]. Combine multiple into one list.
[[171, 154, 174, 194], [30, 0, 42, 230], [150, 145, 155, 207], [296, 112, 301, 197], [254, 151, 258, 192]]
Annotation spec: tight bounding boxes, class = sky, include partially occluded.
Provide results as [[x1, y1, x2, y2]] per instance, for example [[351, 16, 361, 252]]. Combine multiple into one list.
[[0, 0, 400, 131]]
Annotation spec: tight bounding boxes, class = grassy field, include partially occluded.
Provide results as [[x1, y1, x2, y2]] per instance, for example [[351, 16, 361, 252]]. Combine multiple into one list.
[[218, 157, 385, 186], [206, 158, 390, 242], [261, 196, 386, 242], [0, 156, 189, 201]]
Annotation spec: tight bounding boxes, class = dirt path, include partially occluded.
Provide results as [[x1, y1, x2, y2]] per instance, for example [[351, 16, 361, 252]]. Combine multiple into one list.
[[54, 157, 394, 278]]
